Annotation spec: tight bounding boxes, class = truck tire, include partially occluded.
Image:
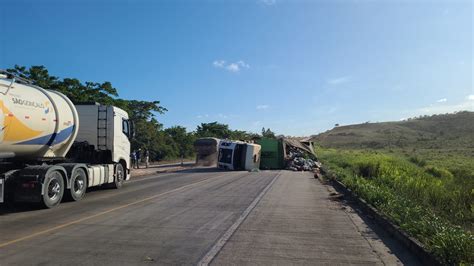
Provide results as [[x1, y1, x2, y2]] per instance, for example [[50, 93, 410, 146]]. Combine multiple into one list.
[[42, 170, 64, 208], [112, 163, 124, 189], [67, 168, 87, 201]]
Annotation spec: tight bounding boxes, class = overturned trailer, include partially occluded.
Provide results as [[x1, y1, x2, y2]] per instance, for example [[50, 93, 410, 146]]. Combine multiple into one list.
[[257, 138, 317, 171], [256, 138, 285, 170], [194, 138, 220, 166], [283, 138, 318, 171], [218, 141, 261, 171]]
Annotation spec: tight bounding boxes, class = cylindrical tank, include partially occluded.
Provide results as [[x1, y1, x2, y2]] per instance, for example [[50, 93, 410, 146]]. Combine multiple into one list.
[[194, 138, 220, 166], [0, 75, 79, 159]]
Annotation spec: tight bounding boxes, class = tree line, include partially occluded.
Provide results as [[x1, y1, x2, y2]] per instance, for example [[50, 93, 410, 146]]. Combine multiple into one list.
[[5, 65, 278, 161]]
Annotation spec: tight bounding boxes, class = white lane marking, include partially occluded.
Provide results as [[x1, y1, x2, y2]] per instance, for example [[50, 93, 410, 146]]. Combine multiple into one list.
[[198, 171, 281, 266]]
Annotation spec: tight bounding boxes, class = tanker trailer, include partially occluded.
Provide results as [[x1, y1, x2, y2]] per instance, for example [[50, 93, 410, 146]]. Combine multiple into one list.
[[194, 138, 220, 166], [0, 70, 131, 208]]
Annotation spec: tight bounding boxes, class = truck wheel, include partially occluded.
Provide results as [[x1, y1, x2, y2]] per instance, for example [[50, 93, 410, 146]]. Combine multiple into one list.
[[68, 168, 87, 201], [42, 170, 64, 208], [112, 163, 124, 189]]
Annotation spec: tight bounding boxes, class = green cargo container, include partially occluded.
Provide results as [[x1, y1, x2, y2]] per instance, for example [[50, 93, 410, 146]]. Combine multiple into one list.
[[257, 138, 285, 169]]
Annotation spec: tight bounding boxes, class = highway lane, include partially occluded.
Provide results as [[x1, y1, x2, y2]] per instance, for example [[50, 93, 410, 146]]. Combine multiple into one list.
[[0, 169, 278, 265], [0, 169, 418, 265]]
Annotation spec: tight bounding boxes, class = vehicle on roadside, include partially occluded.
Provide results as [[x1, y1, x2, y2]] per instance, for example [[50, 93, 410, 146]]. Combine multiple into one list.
[[218, 140, 261, 171], [0, 70, 132, 208], [194, 137, 220, 166]]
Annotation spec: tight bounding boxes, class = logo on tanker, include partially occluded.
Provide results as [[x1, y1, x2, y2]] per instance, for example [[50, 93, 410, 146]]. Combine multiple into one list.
[[44, 102, 50, 114], [11, 97, 50, 114]]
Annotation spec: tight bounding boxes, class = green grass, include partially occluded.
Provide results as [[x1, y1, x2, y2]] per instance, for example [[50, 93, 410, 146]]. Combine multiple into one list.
[[317, 148, 473, 265], [311, 112, 474, 264]]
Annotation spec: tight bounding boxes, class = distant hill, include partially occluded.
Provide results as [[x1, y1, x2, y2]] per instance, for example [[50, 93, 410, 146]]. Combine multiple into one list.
[[312, 111, 474, 150]]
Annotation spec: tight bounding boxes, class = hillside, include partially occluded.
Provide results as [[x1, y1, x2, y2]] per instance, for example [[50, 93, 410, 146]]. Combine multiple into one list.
[[314, 112, 474, 264], [313, 111, 474, 151]]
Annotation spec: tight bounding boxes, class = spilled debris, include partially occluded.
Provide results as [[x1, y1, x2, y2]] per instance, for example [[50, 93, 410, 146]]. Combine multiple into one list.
[[283, 139, 321, 172]]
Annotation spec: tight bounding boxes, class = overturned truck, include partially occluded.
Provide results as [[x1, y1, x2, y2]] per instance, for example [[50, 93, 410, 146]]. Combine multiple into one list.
[[257, 138, 317, 171], [217, 141, 261, 171], [194, 138, 220, 167], [283, 138, 318, 171]]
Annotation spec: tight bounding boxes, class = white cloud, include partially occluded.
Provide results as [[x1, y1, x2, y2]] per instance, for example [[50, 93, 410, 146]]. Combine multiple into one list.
[[226, 63, 240, 73], [212, 60, 226, 68], [256, 104, 270, 110], [468, 94, 474, 100], [259, 0, 276, 5], [436, 98, 447, 103], [237, 60, 250, 68], [327, 76, 350, 85], [212, 59, 250, 73], [196, 114, 209, 119], [416, 100, 473, 115]]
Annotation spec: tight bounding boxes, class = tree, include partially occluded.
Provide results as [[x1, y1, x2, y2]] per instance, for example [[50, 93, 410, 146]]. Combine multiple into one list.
[[196, 122, 232, 139], [261, 127, 276, 139], [230, 130, 251, 141], [6, 65, 119, 104], [165, 126, 196, 158], [116, 100, 167, 121], [7, 65, 58, 89], [195, 122, 257, 141]]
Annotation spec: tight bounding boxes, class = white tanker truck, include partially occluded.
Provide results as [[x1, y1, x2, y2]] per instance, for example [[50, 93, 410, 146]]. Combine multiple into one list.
[[0, 70, 132, 208]]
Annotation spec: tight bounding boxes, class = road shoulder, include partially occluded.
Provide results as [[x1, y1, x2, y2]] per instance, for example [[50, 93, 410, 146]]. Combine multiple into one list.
[[211, 170, 412, 265]]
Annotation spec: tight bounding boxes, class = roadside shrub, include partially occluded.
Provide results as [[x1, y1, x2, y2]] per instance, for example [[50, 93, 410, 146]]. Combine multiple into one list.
[[424, 165, 454, 179], [409, 156, 427, 167], [317, 148, 474, 265], [355, 161, 381, 178]]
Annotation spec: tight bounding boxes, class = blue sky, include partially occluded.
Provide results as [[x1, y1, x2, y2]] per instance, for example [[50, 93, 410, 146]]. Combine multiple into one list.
[[1, 0, 472, 136]]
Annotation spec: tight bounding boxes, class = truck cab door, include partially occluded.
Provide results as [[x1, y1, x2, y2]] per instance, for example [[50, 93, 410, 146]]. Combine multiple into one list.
[[111, 108, 131, 170]]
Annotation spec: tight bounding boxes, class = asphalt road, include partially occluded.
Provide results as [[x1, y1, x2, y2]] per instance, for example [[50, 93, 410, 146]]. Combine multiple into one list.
[[0, 169, 418, 265]]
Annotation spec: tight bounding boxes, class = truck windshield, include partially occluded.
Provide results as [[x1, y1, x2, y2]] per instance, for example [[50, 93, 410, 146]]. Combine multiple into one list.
[[122, 119, 130, 139], [218, 148, 232, 164]]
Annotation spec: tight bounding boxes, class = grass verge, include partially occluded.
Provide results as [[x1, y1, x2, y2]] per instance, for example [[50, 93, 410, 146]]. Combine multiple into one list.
[[317, 148, 473, 265]]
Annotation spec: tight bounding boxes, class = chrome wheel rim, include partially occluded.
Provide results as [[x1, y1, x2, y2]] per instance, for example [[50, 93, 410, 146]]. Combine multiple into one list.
[[73, 176, 85, 194], [47, 175, 61, 201]]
